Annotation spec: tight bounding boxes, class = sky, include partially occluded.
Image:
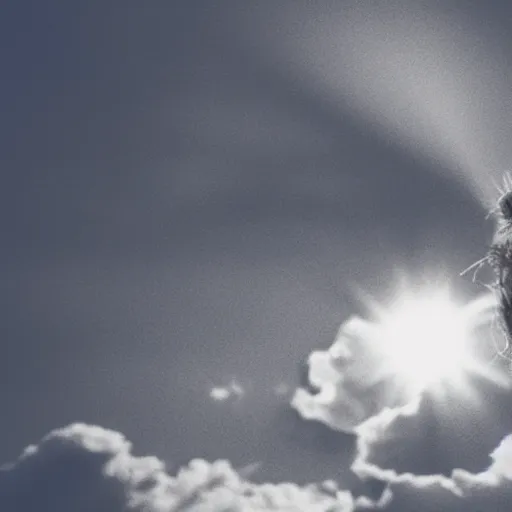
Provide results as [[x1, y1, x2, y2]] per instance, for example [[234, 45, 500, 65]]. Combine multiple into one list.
[[2, 1, 512, 510]]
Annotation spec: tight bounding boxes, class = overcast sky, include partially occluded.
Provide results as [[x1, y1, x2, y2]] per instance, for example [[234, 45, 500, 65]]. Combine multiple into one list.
[[2, 2, 512, 511]]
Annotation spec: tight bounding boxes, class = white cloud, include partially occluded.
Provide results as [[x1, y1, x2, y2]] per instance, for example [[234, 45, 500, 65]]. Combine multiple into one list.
[[350, 406, 512, 511], [290, 303, 512, 511], [351, 399, 422, 481], [210, 387, 231, 401], [488, 434, 512, 479], [292, 316, 414, 433], [2, 419, 512, 511], [370, 435, 512, 511], [0, 423, 355, 512], [209, 378, 245, 402]]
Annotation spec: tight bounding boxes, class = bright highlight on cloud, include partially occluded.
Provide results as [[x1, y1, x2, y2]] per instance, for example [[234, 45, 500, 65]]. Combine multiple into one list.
[[373, 290, 494, 392], [293, 288, 496, 432], [377, 295, 469, 389], [289, 274, 512, 511]]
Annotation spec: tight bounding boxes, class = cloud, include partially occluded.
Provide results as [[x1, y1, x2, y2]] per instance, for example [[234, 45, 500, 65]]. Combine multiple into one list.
[[292, 290, 498, 436], [3, 420, 512, 511], [292, 316, 414, 433], [0, 423, 355, 512], [209, 378, 245, 402], [360, 435, 512, 512], [352, 369, 512, 477], [291, 300, 512, 511], [0, 423, 167, 511], [348, 388, 512, 511], [210, 387, 231, 401]]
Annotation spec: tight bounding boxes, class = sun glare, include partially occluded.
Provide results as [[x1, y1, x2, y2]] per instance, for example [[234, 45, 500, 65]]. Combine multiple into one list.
[[375, 290, 489, 392]]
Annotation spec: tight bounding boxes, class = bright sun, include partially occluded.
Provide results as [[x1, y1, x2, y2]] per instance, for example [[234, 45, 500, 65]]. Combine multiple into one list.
[[374, 290, 492, 392]]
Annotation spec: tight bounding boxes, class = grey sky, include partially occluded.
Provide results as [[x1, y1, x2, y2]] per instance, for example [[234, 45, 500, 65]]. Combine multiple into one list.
[[2, 2, 512, 510]]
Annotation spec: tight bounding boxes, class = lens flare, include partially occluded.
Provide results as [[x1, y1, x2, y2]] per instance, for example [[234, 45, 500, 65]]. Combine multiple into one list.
[[369, 288, 496, 394], [377, 293, 475, 391], [292, 285, 498, 432]]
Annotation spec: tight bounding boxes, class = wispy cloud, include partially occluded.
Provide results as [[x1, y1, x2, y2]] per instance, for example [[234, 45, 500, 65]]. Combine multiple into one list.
[[209, 378, 245, 402]]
